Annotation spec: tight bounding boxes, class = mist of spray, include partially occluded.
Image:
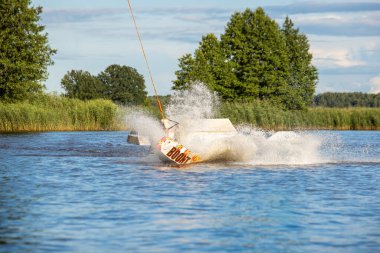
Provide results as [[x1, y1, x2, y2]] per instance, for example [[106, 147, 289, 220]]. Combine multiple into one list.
[[166, 83, 219, 122], [125, 108, 164, 144]]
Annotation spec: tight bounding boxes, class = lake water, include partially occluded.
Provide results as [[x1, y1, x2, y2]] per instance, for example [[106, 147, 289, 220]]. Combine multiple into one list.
[[0, 131, 379, 252]]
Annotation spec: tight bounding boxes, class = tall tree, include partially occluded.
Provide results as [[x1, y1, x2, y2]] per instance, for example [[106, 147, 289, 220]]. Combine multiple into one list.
[[221, 8, 290, 104], [173, 53, 196, 91], [0, 0, 56, 101], [98, 64, 147, 105], [282, 17, 318, 109], [173, 34, 238, 99], [173, 8, 293, 107], [61, 70, 104, 100], [172, 8, 318, 110]]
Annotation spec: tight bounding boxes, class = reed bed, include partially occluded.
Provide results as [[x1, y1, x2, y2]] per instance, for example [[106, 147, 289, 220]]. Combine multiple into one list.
[[0, 95, 126, 132], [218, 102, 380, 130], [1, 96, 379, 132]]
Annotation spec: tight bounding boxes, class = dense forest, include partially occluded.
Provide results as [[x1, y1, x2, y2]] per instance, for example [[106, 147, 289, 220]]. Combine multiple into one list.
[[314, 92, 380, 108]]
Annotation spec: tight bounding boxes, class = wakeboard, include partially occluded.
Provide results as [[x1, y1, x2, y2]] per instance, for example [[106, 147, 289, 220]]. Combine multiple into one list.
[[157, 136, 201, 165]]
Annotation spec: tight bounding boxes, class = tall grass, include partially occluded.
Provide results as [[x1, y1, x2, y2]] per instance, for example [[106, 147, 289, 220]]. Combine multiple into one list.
[[0, 94, 126, 132], [1, 96, 379, 132], [218, 101, 380, 130]]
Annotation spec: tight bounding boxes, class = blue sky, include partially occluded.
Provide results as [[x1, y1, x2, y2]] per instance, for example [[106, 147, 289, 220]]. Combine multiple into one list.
[[31, 0, 380, 95]]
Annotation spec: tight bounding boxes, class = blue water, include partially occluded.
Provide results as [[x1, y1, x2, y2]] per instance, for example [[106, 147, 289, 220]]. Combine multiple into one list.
[[0, 131, 379, 253]]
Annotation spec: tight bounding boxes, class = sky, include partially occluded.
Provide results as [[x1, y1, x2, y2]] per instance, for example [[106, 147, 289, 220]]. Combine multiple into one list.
[[31, 0, 380, 95]]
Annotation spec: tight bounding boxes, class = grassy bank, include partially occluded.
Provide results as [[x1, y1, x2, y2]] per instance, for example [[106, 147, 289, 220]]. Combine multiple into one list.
[[0, 95, 126, 132], [218, 101, 380, 130], [1, 96, 379, 132]]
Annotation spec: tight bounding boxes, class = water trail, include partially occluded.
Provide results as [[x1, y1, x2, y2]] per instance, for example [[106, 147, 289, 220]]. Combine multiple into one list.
[[126, 83, 327, 165]]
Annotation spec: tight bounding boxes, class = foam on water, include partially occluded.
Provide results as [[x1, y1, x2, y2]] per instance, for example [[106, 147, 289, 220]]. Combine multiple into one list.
[[126, 83, 327, 165]]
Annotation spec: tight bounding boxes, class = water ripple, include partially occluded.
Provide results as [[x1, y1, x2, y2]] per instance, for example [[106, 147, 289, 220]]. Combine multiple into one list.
[[0, 131, 379, 253]]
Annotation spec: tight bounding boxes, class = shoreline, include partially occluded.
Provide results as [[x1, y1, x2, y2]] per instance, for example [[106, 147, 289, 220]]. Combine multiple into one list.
[[1, 127, 379, 134], [1, 96, 379, 133]]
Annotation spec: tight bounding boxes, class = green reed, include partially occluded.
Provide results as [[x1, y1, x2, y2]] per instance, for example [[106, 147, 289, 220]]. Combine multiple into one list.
[[0, 94, 126, 132], [1, 96, 379, 132], [218, 101, 380, 130]]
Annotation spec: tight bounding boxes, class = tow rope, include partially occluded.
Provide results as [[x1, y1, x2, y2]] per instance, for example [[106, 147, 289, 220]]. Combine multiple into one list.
[[127, 0, 165, 120]]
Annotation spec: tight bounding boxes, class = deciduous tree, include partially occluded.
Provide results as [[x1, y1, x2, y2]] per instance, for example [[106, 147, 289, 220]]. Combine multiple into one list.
[[98, 64, 147, 105], [282, 17, 318, 109], [61, 70, 104, 100], [173, 7, 318, 110], [221, 7, 290, 104], [0, 0, 56, 101]]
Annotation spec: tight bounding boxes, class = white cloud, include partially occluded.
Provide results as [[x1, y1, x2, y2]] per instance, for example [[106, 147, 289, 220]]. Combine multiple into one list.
[[33, 0, 380, 95], [311, 48, 365, 68], [309, 38, 367, 69], [369, 76, 380, 94]]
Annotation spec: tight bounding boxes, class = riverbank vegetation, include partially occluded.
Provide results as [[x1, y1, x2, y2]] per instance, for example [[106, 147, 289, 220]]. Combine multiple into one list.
[[218, 101, 380, 130], [1, 95, 379, 132], [0, 95, 125, 132], [1, 2, 379, 132]]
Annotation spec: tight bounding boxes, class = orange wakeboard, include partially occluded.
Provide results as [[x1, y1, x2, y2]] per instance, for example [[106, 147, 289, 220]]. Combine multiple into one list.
[[157, 136, 201, 165]]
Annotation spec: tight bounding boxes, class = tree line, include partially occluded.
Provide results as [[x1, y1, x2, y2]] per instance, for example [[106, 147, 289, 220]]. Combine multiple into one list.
[[314, 92, 380, 108], [4, 1, 378, 112]]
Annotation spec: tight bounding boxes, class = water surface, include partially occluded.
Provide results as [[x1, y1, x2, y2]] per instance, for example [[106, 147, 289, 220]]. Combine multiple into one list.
[[0, 131, 379, 252]]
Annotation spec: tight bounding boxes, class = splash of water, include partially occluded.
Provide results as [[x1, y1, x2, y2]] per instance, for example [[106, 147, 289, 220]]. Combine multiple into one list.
[[126, 83, 327, 165], [239, 130, 325, 165], [125, 108, 164, 144], [166, 82, 219, 122]]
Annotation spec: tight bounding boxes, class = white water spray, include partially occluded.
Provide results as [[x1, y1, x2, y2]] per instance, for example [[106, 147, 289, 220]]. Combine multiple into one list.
[[165, 82, 219, 122], [125, 108, 164, 144], [126, 83, 327, 165]]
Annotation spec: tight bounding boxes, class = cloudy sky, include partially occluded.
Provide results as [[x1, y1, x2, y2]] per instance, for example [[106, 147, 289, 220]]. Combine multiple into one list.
[[31, 0, 380, 95]]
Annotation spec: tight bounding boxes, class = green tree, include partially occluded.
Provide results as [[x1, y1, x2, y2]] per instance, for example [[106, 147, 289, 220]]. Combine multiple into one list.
[[173, 8, 318, 110], [173, 54, 196, 91], [282, 17, 318, 109], [61, 70, 104, 100], [98, 64, 147, 105], [173, 34, 238, 99], [0, 0, 56, 101], [221, 8, 290, 104]]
